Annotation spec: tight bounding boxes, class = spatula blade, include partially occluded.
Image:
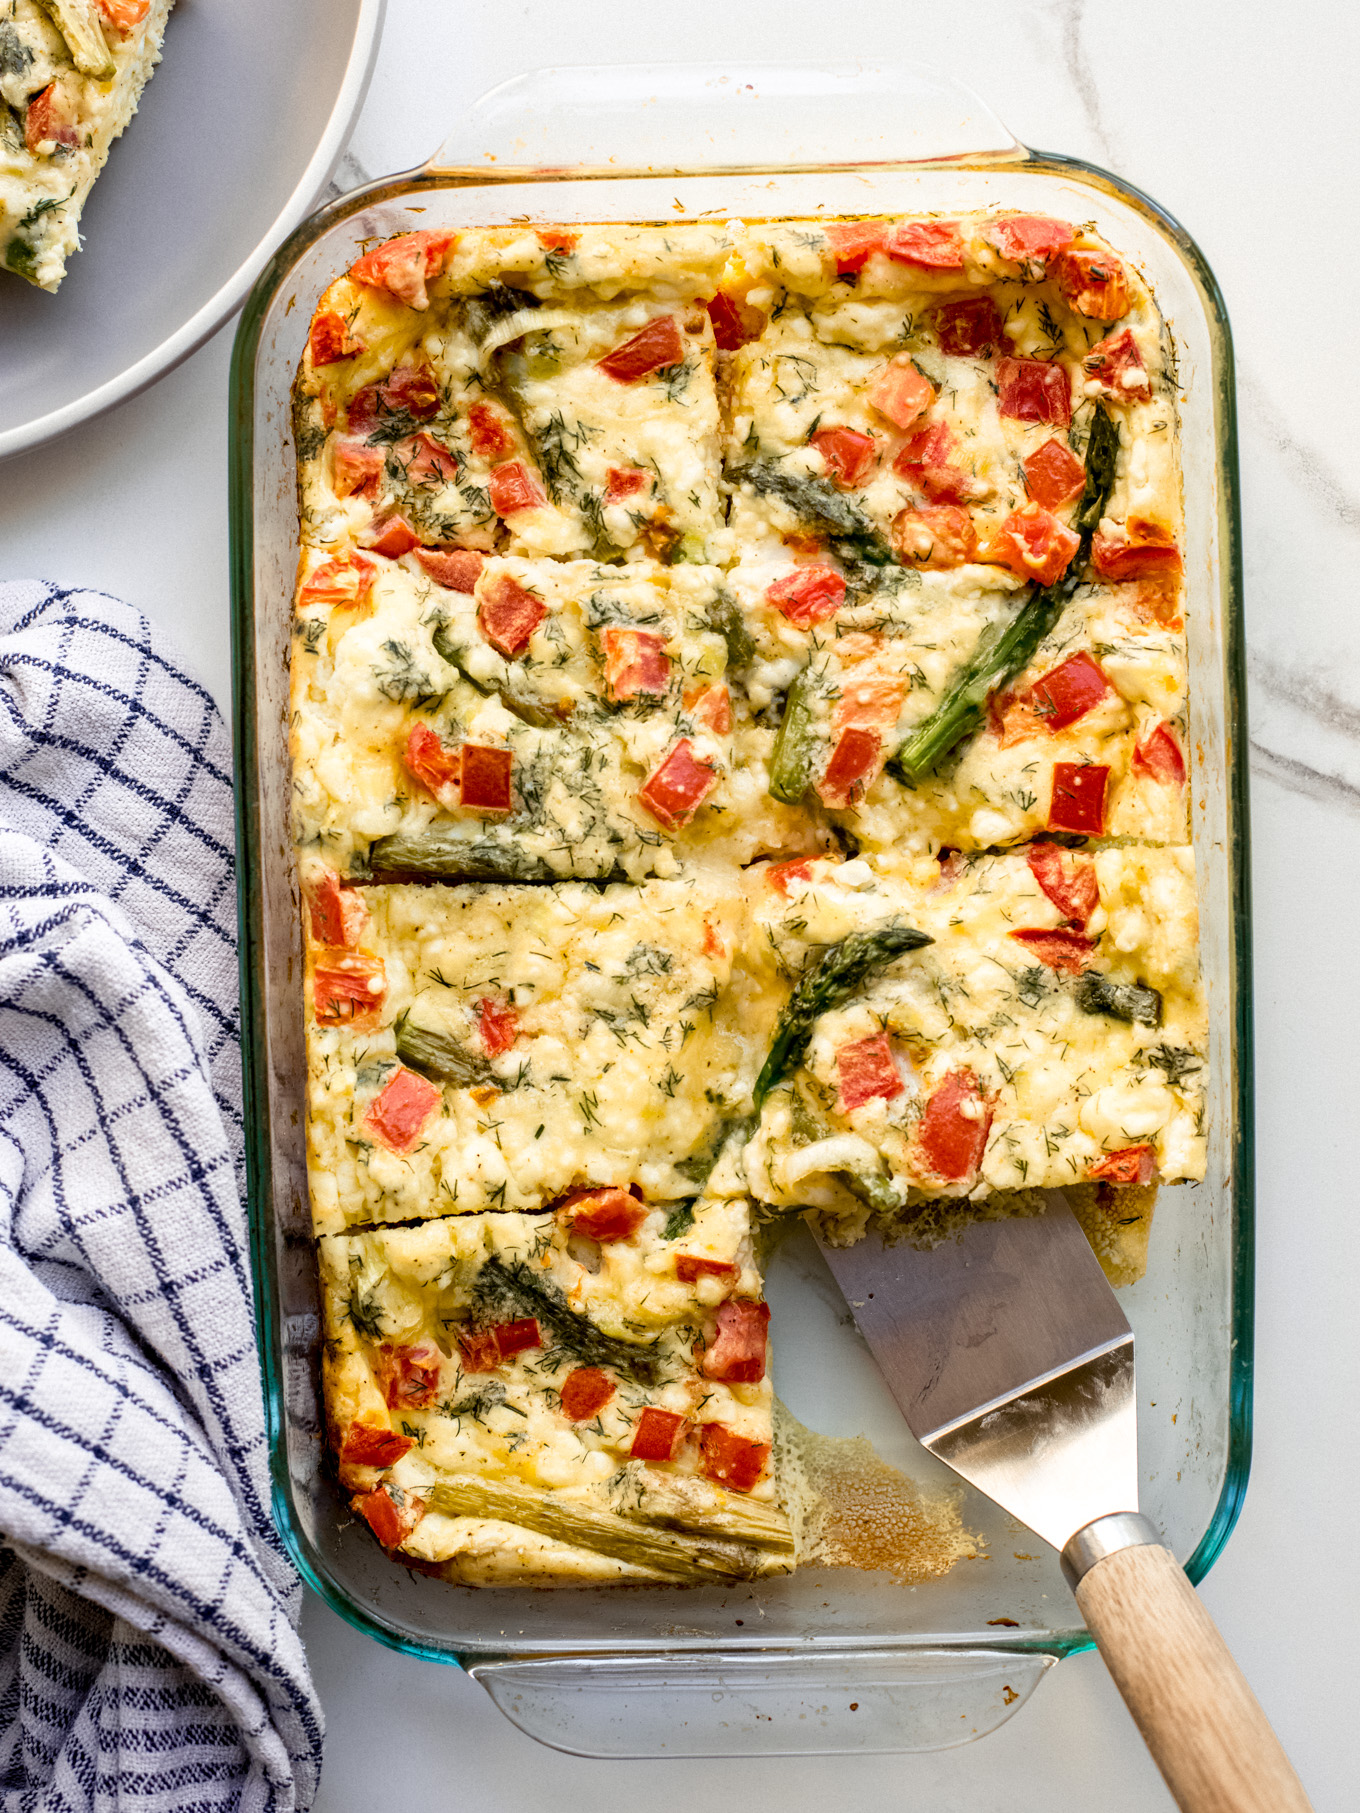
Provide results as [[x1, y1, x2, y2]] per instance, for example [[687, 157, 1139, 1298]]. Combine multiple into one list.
[[815, 1192, 1139, 1553]]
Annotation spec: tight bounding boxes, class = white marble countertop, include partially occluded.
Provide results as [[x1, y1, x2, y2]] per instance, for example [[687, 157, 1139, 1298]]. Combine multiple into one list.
[[4, 2, 1356, 1807]]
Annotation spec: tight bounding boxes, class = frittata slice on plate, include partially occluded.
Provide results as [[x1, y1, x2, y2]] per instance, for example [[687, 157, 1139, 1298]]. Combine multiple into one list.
[[293, 224, 732, 569], [319, 1203, 792, 1584], [724, 553, 1188, 852], [291, 551, 813, 882], [302, 875, 780, 1235], [741, 846, 1206, 1228], [1, 0, 172, 290]]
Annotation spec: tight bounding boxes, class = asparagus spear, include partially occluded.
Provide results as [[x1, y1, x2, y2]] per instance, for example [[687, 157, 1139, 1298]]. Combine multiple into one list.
[[430, 623, 562, 730], [754, 924, 932, 1111], [768, 668, 818, 804], [887, 403, 1121, 786], [1075, 973, 1164, 1028], [395, 1015, 497, 1089], [738, 462, 901, 568], [705, 588, 755, 672], [368, 827, 560, 881], [470, 1257, 662, 1385]]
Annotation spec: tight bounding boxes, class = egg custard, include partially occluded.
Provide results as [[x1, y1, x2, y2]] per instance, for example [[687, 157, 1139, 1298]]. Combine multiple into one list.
[[1, 0, 172, 290], [292, 211, 1201, 1584]]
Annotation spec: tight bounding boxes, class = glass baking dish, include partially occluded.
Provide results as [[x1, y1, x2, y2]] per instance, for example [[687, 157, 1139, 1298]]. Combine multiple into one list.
[[228, 62, 1251, 1758]]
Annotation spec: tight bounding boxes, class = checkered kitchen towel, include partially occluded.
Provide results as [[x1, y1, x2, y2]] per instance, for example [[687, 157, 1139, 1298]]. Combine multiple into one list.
[[0, 582, 321, 1812]]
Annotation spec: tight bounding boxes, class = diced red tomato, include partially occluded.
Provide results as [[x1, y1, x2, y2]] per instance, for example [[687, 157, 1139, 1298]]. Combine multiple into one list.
[[992, 503, 1081, 587], [1056, 248, 1131, 321], [354, 1485, 422, 1550], [1083, 327, 1150, 401], [639, 739, 718, 830], [313, 954, 386, 1025], [686, 684, 732, 734], [825, 222, 888, 274], [1030, 651, 1111, 730], [1133, 722, 1186, 788], [867, 356, 935, 430], [536, 227, 579, 251], [558, 1185, 648, 1243], [817, 727, 883, 809], [1009, 927, 1096, 973], [99, 0, 151, 29], [988, 688, 1052, 748], [765, 857, 816, 896], [305, 870, 369, 948], [1024, 437, 1086, 510], [836, 1031, 904, 1112], [707, 292, 761, 351], [348, 365, 442, 435], [765, 564, 845, 630], [699, 1299, 770, 1384], [934, 295, 1005, 358], [341, 1424, 413, 1469], [25, 85, 78, 153], [892, 419, 976, 505], [1026, 842, 1100, 928], [885, 220, 965, 270], [403, 432, 459, 486], [359, 513, 419, 559], [478, 574, 547, 657], [403, 723, 461, 798], [1091, 521, 1182, 582], [1089, 1145, 1159, 1185], [467, 400, 517, 462], [365, 1066, 441, 1153], [996, 357, 1072, 426], [699, 1425, 771, 1494], [1048, 762, 1110, 836], [415, 546, 485, 593], [495, 1318, 543, 1358], [893, 419, 952, 472], [309, 311, 364, 366], [989, 214, 1074, 265], [810, 427, 877, 489], [598, 316, 685, 383], [916, 1069, 992, 1183], [560, 1368, 616, 1422], [836, 675, 907, 735], [602, 628, 670, 701], [376, 1344, 442, 1411], [603, 465, 652, 505], [675, 1255, 737, 1283], [349, 230, 456, 311], [332, 438, 384, 501], [459, 745, 514, 814], [489, 460, 548, 517], [892, 505, 978, 569], [474, 995, 519, 1056], [630, 1407, 689, 1462]]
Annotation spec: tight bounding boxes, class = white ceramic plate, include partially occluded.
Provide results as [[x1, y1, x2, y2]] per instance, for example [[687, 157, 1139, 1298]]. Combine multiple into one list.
[[0, 0, 385, 460]]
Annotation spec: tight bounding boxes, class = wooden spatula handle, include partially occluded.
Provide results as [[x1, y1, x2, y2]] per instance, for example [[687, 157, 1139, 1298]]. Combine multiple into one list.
[[1075, 1542, 1311, 1813]]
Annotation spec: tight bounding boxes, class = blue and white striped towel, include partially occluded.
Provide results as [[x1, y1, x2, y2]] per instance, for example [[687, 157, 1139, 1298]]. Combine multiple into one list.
[[0, 582, 321, 1813]]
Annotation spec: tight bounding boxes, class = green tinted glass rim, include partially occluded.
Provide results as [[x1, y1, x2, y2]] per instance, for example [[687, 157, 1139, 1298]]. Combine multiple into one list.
[[227, 143, 1252, 1672]]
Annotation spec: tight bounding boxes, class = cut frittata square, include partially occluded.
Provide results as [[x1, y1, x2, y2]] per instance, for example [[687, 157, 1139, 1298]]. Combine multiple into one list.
[[1, 0, 173, 291], [302, 874, 781, 1235], [291, 551, 813, 882], [741, 846, 1206, 1225], [319, 1202, 791, 1584]]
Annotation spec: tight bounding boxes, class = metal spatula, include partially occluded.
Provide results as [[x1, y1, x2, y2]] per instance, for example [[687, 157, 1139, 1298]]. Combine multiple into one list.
[[815, 1194, 1311, 1813]]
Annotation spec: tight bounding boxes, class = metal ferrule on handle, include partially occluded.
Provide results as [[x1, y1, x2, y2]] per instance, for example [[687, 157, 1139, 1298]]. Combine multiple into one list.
[[1061, 1511, 1161, 1590]]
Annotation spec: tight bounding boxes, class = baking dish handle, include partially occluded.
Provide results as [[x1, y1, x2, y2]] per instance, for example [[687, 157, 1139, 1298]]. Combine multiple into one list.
[[426, 62, 1022, 176], [465, 1646, 1053, 1757]]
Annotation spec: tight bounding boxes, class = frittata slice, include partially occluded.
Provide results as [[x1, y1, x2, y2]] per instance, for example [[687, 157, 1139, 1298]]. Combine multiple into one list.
[[742, 846, 1206, 1227], [1, 0, 172, 291], [320, 1203, 791, 1584], [302, 874, 781, 1235]]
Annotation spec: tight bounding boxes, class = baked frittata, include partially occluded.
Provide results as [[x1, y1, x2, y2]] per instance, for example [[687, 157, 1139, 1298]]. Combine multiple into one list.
[[290, 210, 1200, 1587]]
